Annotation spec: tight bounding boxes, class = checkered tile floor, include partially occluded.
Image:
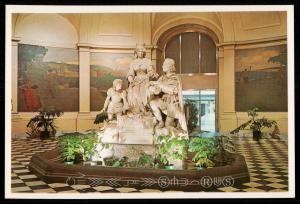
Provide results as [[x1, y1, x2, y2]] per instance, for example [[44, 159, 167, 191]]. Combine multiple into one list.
[[10, 137, 288, 193]]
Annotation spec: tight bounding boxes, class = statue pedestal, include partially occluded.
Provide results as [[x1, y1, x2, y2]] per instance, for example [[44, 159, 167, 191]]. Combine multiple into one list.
[[117, 114, 154, 144], [97, 114, 156, 162], [168, 158, 185, 170], [98, 122, 119, 144], [113, 144, 155, 162], [97, 114, 186, 169]]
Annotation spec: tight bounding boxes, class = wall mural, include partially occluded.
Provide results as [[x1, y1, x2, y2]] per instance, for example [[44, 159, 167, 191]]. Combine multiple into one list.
[[90, 52, 134, 111], [18, 44, 79, 112], [235, 44, 287, 112]]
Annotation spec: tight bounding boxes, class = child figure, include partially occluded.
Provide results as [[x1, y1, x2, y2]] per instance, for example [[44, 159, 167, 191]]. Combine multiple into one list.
[[99, 79, 128, 120]]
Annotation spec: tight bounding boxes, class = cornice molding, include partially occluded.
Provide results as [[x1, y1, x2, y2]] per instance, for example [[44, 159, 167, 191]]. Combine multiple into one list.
[[217, 35, 287, 47]]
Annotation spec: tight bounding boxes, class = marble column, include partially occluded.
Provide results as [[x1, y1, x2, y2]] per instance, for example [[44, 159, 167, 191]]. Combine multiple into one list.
[[11, 37, 23, 139], [11, 37, 20, 114], [218, 47, 224, 114], [218, 45, 237, 132], [79, 46, 90, 112], [222, 45, 235, 112], [77, 46, 93, 131]]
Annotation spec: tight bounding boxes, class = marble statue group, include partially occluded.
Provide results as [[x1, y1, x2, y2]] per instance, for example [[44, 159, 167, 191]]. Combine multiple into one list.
[[100, 45, 187, 132], [92, 45, 188, 166]]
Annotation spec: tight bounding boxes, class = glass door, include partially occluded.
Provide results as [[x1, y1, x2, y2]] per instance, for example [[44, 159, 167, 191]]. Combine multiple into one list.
[[183, 89, 216, 134], [199, 90, 216, 132]]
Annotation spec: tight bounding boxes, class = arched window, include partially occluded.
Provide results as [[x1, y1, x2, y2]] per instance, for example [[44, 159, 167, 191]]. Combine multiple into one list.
[[164, 32, 217, 74], [155, 24, 220, 132]]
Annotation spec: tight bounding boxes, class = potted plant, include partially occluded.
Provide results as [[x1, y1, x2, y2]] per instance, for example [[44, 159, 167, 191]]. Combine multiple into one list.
[[58, 134, 81, 165], [103, 156, 128, 167], [184, 100, 199, 134], [77, 132, 98, 165], [156, 134, 189, 170], [137, 153, 159, 169], [112, 156, 129, 168], [230, 108, 277, 141], [188, 137, 217, 170], [26, 106, 63, 139]]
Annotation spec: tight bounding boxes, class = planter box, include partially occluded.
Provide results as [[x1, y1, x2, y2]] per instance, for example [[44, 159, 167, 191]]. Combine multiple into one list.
[[29, 148, 250, 191]]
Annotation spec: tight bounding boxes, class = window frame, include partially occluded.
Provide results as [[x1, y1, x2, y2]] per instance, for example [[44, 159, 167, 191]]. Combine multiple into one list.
[[164, 32, 217, 74], [156, 24, 219, 75]]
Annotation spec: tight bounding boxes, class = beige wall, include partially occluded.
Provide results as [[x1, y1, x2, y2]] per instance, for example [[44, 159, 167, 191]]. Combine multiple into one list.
[[218, 40, 288, 133], [151, 12, 287, 44], [79, 13, 151, 47], [14, 14, 78, 48], [11, 12, 288, 137], [11, 13, 152, 136]]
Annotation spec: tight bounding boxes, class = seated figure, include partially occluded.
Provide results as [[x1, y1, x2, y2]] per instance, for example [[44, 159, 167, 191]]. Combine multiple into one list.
[[99, 79, 129, 121], [149, 58, 187, 131]]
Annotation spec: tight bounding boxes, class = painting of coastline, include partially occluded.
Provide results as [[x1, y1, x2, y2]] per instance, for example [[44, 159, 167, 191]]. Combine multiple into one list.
[[90, 52, 134, 111], [235, 44, 287, 112], [18, 44, 79, 112]]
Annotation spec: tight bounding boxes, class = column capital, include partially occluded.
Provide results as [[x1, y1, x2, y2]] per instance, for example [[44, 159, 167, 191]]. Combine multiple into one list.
[[222, 44, 235, 51], [152, 45, 163, 52], [12, 36, 21, 42], [12, 36, 21, 46], [78, 46, 90, 52]]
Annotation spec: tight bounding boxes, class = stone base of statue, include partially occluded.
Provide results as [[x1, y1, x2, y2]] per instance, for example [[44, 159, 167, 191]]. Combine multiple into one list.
[[98, 121, 119, 144], [96, 113, 187, 170], [154, 127, 169, 138], [95, 113, 156, 164], [98, 113, 154, 145], [113, 144, 155, 162], [168, 159, 184, 170], [117, 114, 154, 144]]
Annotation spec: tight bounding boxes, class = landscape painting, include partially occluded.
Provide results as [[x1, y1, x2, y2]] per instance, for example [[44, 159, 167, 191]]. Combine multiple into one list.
[[235, 44, 287, 112], [90, 52, 134, 111], [18, 44, 79, 112]]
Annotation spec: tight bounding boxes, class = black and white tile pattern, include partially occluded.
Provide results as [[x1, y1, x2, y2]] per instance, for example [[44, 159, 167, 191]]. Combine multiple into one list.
[[10, 137, 288, 193]]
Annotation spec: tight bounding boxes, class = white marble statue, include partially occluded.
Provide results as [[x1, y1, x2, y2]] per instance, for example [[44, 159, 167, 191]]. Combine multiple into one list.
[[92, 47, 187, 165], [149, 58, 187, 131], [99, 79, 129, 121], [127, 45, 158, 114]]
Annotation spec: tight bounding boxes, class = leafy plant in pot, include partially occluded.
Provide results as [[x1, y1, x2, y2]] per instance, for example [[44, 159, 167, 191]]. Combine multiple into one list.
[[77, 132, 98, 165], [156, 134, 189, 170], [103, 156, 128, 167], [230, 108, 277, 141], [26, 106, 63, 139], [58, 134, 81, 165], [188, 137, 217, 170], [137, 153, 159, 169]]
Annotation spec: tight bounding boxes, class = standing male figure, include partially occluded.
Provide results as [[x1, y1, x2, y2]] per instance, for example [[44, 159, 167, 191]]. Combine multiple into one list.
[[149, 58, 187, 131]]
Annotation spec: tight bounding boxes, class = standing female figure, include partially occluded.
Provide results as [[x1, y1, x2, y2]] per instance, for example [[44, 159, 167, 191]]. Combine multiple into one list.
[[127, 46, 157, 113]]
